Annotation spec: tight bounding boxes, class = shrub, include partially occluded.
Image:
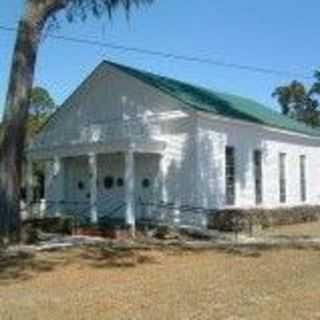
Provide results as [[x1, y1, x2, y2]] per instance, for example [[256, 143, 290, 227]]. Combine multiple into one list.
[[21, 223, 40, 244], [207, 206, 320, 232], [22, 216, 74, 236]]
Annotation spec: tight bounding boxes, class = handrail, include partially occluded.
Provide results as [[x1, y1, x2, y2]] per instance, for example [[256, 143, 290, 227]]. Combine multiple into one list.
[[24, 196, 210, 228], [139, 199, 212, 214]]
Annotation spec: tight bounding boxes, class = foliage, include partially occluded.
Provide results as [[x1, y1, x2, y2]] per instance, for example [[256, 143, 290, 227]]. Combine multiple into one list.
[[30, 86, 55, 117], [208, 206, 320, 232], [26, 86, 56, 201], [272, 70, 320, 127], [22, 216, 74, 240], [64, 0, 154, 20], [1, 86, 55, 146], [36, 0, 155, 29], [27, 86, 57, 142]]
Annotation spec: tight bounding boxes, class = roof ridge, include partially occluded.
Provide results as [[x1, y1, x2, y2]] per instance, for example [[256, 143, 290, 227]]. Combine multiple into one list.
[[105, 60, 320, 138]]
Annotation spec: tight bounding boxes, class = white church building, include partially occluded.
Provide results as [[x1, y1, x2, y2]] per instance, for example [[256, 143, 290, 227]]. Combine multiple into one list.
[[27, 61, 320, 229]]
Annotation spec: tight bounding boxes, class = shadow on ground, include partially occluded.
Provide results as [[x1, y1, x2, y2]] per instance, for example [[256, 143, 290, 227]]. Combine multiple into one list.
[[0, 250, 58, 283], [79, 244, 159, 268], [0, 243, 159, 284], [1, 236, 320, 284]]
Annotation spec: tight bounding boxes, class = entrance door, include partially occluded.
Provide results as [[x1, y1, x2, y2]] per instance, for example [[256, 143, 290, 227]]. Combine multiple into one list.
[[135, 154, 160, 220], [65, 156, 91, 217], [98, 154, 125, 219]]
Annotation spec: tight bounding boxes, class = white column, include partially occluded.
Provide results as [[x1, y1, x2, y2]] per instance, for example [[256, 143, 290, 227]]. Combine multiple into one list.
[[44, 160, 53, 211], [125, 149, 136, 235], [194, 117, 202, 208], [53, 156, 64, 216], [173, 200, 181, 225], [26, 158, 33, 218], [195, 118, 208, 228], [39, 199, 47, 218], [159, 158, 169, 222], [89, 153, 98, 224]]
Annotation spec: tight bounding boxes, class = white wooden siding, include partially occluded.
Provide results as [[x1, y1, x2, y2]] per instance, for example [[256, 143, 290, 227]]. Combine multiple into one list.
[[35, 62, 320, 227], [198, 116, 320, 209]]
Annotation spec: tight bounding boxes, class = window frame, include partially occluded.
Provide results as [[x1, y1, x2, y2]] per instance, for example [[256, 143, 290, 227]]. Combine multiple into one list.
[[225, 146, 236, 206], [253, 149, 263, 205], [300, 155, 307, 202], [279, 152, 287, 203]]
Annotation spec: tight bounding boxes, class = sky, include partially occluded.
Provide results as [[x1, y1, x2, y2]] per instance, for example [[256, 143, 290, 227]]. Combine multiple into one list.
[[1, 0, 320, 117]]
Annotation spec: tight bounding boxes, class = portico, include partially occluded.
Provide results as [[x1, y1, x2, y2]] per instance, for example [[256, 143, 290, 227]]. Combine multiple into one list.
[[26, 139, 165, 232]]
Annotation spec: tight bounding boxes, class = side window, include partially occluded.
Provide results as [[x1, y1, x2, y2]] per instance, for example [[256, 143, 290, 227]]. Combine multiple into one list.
[[254, 150, 263, 204], [225, 146, 235, 205], [300, 155, 307, 202], [279, 153, 287, 203]]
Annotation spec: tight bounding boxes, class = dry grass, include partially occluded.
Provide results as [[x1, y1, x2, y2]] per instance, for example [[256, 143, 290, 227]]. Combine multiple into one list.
[[1, 222, 320, 320], [265, 219, 320, 238]]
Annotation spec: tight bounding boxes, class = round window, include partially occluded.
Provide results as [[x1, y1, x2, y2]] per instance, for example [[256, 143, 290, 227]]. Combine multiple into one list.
[[117, 178, 124, 187], [78, 181, 85, 190], [142, 178, 151, 188], [104, 176, 114, 189]]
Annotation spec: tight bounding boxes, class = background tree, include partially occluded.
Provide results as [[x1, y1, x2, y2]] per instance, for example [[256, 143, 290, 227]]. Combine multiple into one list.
[[1, 87, 56, 213], [27, 86, 56, 141], [272, 70, 320, 127], [0, 0, 155, 242], [1, 87, 56, 143], [30, 86, 55, 118], [26, 87, 56, 202]]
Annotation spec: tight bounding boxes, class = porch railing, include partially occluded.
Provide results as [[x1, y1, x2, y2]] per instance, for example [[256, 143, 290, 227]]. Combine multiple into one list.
[[23, 196, 209, 230], [138, 199, 209, 229]]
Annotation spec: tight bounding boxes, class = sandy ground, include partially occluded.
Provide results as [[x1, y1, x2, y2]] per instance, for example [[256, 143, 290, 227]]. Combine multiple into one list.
[[1, 222, 320, 320]]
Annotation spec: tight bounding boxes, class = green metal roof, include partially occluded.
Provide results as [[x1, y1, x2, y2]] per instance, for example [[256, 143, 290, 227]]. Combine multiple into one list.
[[107, 61, 320, 138]]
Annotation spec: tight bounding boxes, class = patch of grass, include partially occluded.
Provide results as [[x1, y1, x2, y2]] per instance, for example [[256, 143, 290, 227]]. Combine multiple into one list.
[[1, 221, 320, 319], [1, 245, 320, 320], [266, 220, 320, 238]]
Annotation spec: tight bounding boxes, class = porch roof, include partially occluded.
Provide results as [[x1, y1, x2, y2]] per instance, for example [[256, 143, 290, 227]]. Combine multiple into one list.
[[28, 139, 166, 160]]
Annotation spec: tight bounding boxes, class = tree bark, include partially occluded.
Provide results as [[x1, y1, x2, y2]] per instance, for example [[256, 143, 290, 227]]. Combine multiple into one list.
[[0, 0, 148, 243], [0, 0, 65, 242]]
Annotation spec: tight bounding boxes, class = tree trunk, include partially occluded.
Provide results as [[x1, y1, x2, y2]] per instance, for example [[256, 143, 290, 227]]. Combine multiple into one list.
[[0, 0, 67, 243], [0, 0, 145, 242], [0, 4, 44, 242]]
